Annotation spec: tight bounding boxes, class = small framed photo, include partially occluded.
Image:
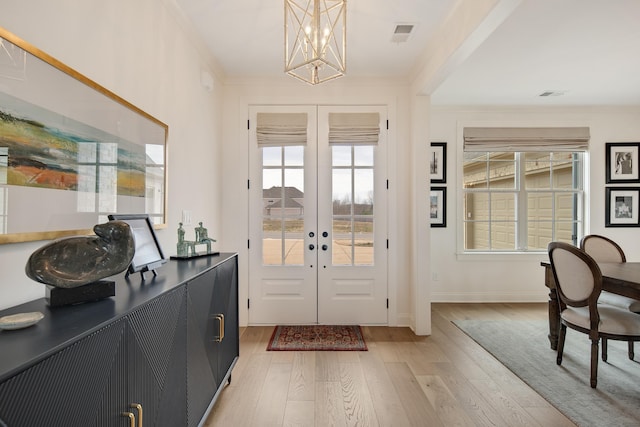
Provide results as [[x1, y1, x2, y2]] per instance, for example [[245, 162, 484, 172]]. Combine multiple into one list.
[[430, 142, 447, 183], [605, 187, 640, 227], [430, 187, 447, 227], [606, 142, 640, 183]]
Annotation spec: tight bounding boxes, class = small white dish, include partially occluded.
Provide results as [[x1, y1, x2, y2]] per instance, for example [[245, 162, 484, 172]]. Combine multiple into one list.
[[0, 311, 44, 330]]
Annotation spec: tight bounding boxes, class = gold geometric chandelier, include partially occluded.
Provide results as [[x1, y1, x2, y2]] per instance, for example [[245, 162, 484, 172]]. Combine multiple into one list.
[[284, 0, 347, 85]]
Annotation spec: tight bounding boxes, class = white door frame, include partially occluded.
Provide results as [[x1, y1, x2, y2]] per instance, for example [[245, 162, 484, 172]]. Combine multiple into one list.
[[247, 104, 388, 325]]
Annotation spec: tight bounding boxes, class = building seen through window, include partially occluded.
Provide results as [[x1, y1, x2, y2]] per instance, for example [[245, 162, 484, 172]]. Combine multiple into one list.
[[463, 151, 584, 251]]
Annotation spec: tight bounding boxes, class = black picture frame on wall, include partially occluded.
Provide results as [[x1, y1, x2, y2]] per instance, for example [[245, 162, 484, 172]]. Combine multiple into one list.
[[606, 142, 640, 183], [430, 187, 446, 227], [605, 187, 640, 227], [430, 142, 447, 183]]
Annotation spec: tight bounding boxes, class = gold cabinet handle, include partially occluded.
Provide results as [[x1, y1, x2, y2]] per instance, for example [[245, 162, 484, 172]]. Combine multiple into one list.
[[121, 412, 135, 427], [214, 314, 224, 342], [131, 403, 143, 427]]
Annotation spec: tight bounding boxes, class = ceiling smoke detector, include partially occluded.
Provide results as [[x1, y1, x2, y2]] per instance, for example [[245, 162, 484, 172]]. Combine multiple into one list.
[[391, 24, 415, 43]]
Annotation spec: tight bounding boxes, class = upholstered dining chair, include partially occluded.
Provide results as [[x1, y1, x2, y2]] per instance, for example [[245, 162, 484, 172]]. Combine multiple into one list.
[[580, 234, 640, 359], [548, 241, 640, 388], [580, 234, 640, 311]]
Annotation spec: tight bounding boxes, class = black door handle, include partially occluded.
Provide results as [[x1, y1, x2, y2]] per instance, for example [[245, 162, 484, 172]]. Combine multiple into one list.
[[309, 244, 315, 250], [322, 244, 328, 251]]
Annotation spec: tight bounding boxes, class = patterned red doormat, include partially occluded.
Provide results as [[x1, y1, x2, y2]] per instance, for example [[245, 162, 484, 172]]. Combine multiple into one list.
[[267, 325, 368, 351]]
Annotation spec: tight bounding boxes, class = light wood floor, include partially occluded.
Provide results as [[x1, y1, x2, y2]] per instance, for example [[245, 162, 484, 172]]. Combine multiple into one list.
[[203, 303, 576, 427]]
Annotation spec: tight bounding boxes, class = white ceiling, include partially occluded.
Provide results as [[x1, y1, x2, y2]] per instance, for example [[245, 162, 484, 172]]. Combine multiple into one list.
[[176, 0, 640, 106]]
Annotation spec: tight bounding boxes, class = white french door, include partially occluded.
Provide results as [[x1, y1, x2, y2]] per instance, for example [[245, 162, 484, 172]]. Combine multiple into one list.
[[248, 105, 387, 325]]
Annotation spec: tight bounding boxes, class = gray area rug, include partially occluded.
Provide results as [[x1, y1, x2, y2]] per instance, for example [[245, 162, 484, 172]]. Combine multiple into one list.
[[454, 320, 640, 427]]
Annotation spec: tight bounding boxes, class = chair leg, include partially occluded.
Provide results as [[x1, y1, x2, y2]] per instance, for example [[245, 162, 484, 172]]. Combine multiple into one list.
[[590, 338, 599, 388], [629, 341, 635, 360], [557, 324, 566, 365], [602, 338, 608, 362]]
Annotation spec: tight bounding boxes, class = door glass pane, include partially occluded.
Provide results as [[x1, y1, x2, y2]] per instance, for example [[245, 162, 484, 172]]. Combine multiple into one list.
[[333, 169, 351, 209], [284, 220, 304, 265], [263, 169, 282, 193], [262, 146, 304, 265], [263, 146, 281, 166], [332, 145, 351, 166], [331, 145, 374, 266], [354, 169, 373, 212], [284, 146, 303, 166], [332, 216, 352, 266], [354, 168, 373, 265], [354, 146, 374, 166], [263, 218, 281, 266], [284, 169, 304, 201], [333, 164, 352, 266]]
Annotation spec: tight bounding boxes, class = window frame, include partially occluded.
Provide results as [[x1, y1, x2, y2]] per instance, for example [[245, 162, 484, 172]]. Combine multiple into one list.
[[460, 150, 586, 253]]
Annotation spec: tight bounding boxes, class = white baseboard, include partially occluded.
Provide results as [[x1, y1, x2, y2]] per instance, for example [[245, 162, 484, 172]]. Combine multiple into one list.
[[430, 291, 548, 303], [395, 313, 413, 328]]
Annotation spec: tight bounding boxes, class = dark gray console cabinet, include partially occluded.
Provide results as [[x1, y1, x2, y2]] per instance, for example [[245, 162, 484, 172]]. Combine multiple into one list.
[[0, 253, 238, 427]]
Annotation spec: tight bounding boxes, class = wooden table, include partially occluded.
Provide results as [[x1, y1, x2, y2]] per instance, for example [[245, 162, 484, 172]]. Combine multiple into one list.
[[541, 261, 640, 350]]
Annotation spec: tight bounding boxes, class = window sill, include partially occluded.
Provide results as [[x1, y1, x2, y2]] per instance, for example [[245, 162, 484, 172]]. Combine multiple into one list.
[[455, 251, 549, 263]]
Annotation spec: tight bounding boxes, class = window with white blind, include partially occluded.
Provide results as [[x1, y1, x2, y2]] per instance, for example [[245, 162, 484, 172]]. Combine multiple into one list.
[[462, 127, 589, 252]]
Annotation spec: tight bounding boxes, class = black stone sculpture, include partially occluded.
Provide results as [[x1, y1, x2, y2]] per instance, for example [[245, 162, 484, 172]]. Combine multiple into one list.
[[25, 221, 135, 288]]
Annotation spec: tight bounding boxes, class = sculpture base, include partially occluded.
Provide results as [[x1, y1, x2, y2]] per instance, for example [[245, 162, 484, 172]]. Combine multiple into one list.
[[170, 252, 220, 260], [46, 280, 116, 307]]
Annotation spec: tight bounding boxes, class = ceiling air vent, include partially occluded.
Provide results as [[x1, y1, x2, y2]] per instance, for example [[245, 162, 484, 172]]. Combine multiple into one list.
[[391, 24, 415, 43], [539, 90, 566, 97]]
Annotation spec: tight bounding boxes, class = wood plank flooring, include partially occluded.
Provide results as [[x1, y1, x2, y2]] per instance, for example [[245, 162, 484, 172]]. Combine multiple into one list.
[[203, 303, 576, 427]]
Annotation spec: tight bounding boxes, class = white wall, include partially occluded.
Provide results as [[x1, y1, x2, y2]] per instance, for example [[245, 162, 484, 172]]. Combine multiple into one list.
[[430, 106, 640, 302], [0, 0, 223, 309], [3, 1, 635, 333]]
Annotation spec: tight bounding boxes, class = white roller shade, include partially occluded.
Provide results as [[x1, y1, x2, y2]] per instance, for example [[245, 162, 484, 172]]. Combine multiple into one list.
[[464, 127, 590, 152], [256, 113, 307, 146], [329, 112, 380, 145]]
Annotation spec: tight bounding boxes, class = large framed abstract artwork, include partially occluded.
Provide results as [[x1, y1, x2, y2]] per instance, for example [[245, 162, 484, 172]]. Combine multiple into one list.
[[0, 27, 168, 244]]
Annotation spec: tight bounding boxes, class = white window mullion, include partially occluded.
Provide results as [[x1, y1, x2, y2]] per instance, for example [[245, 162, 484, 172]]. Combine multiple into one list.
[[516, 153, 528, 250]]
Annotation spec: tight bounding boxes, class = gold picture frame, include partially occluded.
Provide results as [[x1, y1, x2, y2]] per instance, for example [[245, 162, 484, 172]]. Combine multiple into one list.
[[0, 27, 167, 244]]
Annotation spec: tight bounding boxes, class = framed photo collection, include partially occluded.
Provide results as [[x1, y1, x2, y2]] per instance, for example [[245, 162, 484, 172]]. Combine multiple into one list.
[[606, 142, 640, 184], [430, 142, 447, 183], [429, 142, 447, 227], [605, 142, 640, 227], [605, 187, 640, 227], [430, 187, 446, 227]]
